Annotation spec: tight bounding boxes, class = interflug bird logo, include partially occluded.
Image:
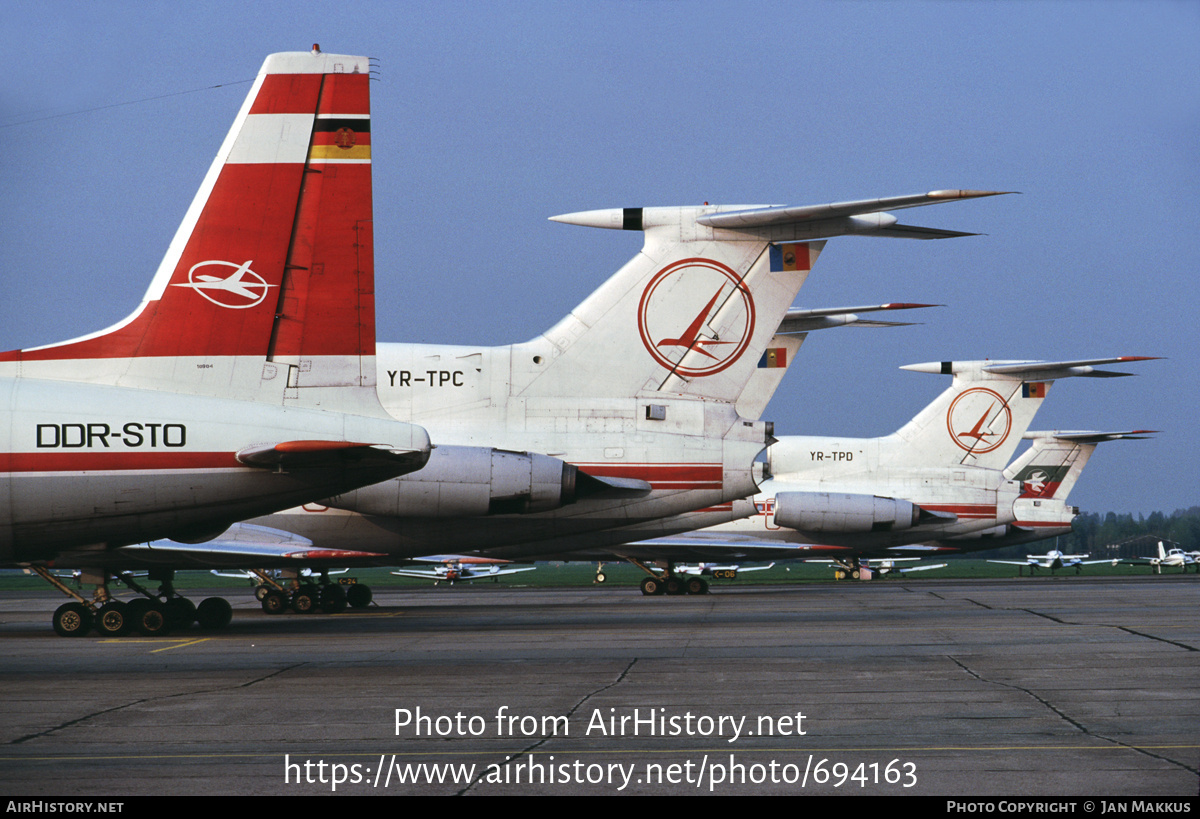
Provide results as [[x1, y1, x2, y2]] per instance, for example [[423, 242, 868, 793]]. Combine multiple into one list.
[[172, 260, 275, 309], [946, 387, 1012, 454], [637, 258, 755, 377]]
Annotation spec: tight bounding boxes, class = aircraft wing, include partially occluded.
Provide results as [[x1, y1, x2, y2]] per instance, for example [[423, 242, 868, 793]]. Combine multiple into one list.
[[113, 523, 388, 567], [602, 533, 851, 562], [896, 563, 948, 573]]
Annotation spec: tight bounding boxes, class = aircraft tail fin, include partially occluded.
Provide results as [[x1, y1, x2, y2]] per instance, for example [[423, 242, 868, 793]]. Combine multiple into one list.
[[879, 357, 1158, 471], [1005, 429, 1155, 500], [2, 49, 385, 414], [518, 192, 1002, 409]]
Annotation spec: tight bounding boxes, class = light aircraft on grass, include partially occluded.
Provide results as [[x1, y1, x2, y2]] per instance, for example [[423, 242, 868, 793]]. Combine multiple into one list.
[[1, 49, 438, 637], [1121, 541, 1197, 574], [987, 549, 1113, 574]]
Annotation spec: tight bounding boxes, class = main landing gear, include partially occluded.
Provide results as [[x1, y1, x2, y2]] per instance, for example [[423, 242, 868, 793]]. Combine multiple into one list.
[[249, 569, 373, 616], [625, 559, 709, 596], [30, 566, 233, 638]]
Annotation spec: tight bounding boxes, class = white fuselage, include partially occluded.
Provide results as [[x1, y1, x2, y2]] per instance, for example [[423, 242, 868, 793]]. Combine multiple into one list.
[[252, 341, 768, 560], [0, 376, 429, 563]]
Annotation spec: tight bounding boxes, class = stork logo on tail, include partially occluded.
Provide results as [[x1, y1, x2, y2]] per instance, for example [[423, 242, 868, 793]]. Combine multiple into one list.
[[172, 260, 275, 309], [946, 387, 1012, 453], [637, 258, 755, 377]]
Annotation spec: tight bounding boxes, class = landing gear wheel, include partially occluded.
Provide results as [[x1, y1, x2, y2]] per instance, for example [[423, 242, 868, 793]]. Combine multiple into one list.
[[165, 597, 196, 628], [640, 576, 663, 596], [685, 577, 709, 595], [850, 569, 862, 580], [196, 597, 233, 630], [134, 602, 171, 636], [291, 588, 317, 614], [346, 584, 372, 609], [261, 590, 289, 614], [95, 601, 130, 636], [595, 572, 607, 584], [319, 585, 347, 613], [254, 585, 271, 602], [53, 603, 93, 637], [664, 577, 686, 596]]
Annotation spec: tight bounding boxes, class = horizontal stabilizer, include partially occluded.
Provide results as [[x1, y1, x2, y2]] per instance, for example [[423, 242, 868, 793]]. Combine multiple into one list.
[[1023, 429, 1157, 443], [693, 190, 1013, 230], [776, 303, 940, 334], [902, 356, 1160, 380], [236, 440, 426, 469], [866, 225, 979, 240]]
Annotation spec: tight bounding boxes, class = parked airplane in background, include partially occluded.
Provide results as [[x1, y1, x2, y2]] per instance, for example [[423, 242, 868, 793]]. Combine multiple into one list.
[[804, 557, 948, 580], [987, 549, 1113, 574], [1122, 541, 1197, 573], [0, 49, 440, 636], [392, 557, 536, 585], [573, 356, 1154, 593], [925, 429, 1155, 552]]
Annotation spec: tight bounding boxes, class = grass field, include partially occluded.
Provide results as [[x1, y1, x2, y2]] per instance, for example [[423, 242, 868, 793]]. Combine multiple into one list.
[[1, 558, 1190, 592]]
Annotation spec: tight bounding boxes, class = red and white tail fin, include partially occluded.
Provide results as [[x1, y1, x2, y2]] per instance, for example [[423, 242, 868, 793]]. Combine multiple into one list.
[[0, 50, 383, 414], [880, 357, 1158, 471], [1005, 429, 1155, 500]]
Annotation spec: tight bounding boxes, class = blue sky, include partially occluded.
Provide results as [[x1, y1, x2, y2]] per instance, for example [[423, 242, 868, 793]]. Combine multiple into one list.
[[2, 1, 1196, 516]]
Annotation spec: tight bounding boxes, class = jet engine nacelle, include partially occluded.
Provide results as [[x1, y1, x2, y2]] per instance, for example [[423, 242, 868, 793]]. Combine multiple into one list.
[[324, 445, 577, 517], [772, 491, 920, 533]]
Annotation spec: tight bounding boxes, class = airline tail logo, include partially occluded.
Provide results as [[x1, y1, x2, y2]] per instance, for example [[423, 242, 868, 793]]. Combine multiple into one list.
[[171, 260, 275, 309], [637, 258, 755, 377], [946, 387, 1012, 453]]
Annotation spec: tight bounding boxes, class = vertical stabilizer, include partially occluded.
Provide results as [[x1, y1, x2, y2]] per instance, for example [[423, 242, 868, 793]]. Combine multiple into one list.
[[885, 357, 1156, 471], [1, 50, 384, 415]]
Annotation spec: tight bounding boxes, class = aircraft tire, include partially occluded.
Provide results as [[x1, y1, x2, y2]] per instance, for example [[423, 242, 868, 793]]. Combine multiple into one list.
[[254, 585, 271, 602], [95, 601, 130, 636], [165, 597, 196, 628], [134, 602, 171, 636], [291, 589, 317, 614], [640, 577, 663, 596], [595, 572, 607, 584], [261, 590, 289, 615], [196, 597, 233, 630], [664, 577, 686, 596], [53, 603, 93, 637], [319, 585, 347, 613], [685, 578, 708, 595], [346, 584, 372, 609]]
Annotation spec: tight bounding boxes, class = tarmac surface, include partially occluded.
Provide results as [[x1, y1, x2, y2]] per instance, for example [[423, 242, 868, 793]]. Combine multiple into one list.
[[1, 577, 1197, 796]]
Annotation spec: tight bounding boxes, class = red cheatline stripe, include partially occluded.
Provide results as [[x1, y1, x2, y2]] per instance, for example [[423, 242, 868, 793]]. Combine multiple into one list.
[[4, 452, 242, 471]]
